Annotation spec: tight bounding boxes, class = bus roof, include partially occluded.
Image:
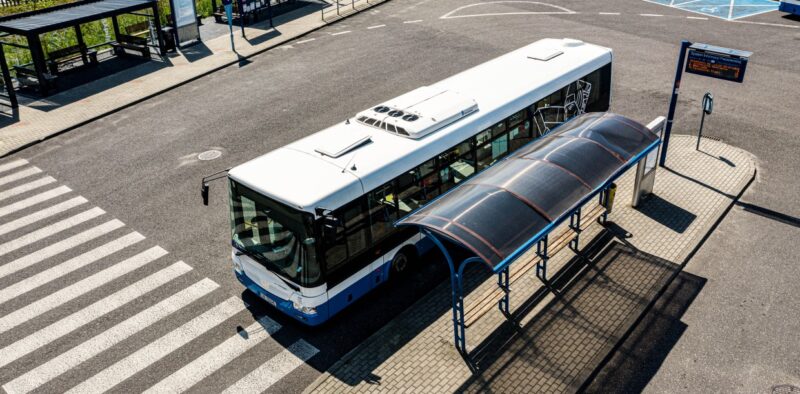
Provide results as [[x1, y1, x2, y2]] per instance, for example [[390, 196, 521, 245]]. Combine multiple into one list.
[[229, 38, 613, 213]]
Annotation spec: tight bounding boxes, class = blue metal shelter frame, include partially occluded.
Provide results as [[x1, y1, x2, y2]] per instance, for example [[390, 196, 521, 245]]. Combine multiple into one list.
[[396, 112, 661, 354]]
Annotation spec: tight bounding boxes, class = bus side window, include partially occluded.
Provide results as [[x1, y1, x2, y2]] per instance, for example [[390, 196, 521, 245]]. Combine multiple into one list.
[[396, 170, 420, 215], [323, 210, 348, 274], [343, 199, 369, 258], [367, 182, 398, 242]]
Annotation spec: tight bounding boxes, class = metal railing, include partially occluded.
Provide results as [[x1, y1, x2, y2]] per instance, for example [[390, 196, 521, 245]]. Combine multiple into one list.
[[320, 0, 385, 21]]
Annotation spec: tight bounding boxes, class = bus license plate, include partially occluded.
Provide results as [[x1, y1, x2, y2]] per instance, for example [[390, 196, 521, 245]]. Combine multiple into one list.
[[260, 293, 276, 307]]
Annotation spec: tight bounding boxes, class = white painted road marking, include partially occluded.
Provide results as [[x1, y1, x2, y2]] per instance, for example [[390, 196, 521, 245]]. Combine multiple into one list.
[[440, 1, 576, 19], [68, 297, 246, 394], [404, 19, 423, 23], [0, 262, 192, 369], [2, 278, 219, 394], [0, 246, 167, 334], [0, 232, 145, 305], [687, 15, 709, 19], [222, 340, 319, 394], [0, 176, 56, 202], [598, 12, 620, 15], [0, 159, 28, 174], [367, 24, 386, 29], [0, 167, 41, 187], [0, 196, 87, 237], [331, 30, 351, 36], [144, 316, 282, 394], [0, 219, 125, 279], [0, 185, 71, 218], [295, 38, 316, 44], [0, 207, 105, 257], [640, 13, 663, 16]]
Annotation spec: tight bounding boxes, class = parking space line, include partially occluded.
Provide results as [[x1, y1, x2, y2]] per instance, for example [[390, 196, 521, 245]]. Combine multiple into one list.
[[598, 12, 621, 15], [367, 24, 386, 29], [295, 38, 316, 44], [331, 31, 351, 36], [640, 13, 664, 16], [686, 15, 708, 19], [403, 19, 423, 23]]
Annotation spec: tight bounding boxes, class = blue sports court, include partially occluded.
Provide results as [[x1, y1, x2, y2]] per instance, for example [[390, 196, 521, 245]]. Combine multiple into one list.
[[645, 0, 780, 20]]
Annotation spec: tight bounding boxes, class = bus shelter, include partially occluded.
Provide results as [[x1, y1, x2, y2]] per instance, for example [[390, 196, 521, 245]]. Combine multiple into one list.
[[0, 0, 165, 95], [396, 112, 661, 354]]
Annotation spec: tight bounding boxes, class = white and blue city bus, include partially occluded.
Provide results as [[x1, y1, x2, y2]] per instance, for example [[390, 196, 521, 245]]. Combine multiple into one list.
[[779, 0, 800, 16], [224, 38, 613, 325]]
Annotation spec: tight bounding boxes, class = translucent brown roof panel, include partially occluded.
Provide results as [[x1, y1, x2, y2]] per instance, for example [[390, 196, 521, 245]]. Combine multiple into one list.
[[397, 112, 660, 271]]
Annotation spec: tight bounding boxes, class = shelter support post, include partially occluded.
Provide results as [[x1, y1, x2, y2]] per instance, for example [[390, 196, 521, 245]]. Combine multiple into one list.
[[73, 24, 89, 65], [497, 267, 510, 316], [27, 34, 48, 94], [535, 235, 549, 282], [111, 16, 122, 39], [661, 40, 691, 167], [152, 3, 165, 55], [569, 207, 582, 253], [422, 229, 467, 354]]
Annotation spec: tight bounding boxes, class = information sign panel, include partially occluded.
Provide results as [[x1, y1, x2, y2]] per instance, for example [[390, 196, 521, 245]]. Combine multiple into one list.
[[685, 43, 752, 83], [171, 0, 200, 46]]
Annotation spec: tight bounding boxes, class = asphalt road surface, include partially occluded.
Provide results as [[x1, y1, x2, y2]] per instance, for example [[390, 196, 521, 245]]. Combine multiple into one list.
[[0, 0, 798, 392]]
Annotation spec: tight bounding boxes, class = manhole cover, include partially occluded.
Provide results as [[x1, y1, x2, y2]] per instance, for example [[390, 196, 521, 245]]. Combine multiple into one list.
[[198, 150, 222, 161], [773, 385, 800, 394]]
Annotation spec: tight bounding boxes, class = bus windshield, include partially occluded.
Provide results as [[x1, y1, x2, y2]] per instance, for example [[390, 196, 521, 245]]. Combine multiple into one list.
[[228, 180, 322, 287]]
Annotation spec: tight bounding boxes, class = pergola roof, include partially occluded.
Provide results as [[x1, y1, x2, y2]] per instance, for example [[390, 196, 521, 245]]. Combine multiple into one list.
[[397, 112, 660, 272], [0, 0, 155, 35]]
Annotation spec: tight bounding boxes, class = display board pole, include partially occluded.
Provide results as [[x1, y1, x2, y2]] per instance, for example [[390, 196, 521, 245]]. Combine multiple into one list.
[[660, 40, 691, 167]]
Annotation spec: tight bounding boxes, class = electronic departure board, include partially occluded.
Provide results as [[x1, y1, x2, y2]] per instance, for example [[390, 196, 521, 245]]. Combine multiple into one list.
[[685, 44, 752, 83]]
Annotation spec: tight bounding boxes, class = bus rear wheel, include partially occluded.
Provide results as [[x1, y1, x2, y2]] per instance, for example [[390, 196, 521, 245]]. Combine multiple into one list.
[[391, 247, 416, 277]]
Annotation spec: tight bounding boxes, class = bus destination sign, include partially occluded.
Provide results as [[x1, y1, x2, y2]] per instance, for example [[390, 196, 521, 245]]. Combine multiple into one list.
[[685, 43, 752, 83]]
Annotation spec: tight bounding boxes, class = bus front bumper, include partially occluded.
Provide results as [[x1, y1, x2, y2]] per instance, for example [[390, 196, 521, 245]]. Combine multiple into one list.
[[235, 270, 328, 326]]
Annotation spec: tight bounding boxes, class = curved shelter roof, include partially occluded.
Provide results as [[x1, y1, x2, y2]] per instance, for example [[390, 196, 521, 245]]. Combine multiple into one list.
[[396, 112, 660, 272]]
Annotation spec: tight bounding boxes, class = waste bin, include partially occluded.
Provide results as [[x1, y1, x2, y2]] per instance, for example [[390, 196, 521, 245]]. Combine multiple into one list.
[[601, 183, 617, 214], [161, 26, 176, 52]]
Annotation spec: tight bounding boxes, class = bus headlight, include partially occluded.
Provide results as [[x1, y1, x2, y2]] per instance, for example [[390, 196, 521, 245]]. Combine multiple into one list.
[[292, 300, 317, 315]]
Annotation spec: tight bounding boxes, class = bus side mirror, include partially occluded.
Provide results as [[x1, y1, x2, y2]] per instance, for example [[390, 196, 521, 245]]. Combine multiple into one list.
[[201, 183, 209, 206]]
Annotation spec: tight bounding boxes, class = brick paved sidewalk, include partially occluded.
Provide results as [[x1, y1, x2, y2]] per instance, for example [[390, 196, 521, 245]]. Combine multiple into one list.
[[305, 134, 756, 394], [0, 0, 383, 157]]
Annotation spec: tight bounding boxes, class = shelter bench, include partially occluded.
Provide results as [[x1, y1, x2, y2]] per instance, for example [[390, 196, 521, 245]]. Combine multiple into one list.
[[13, 66, 57, 93], [462, 203, 608, 327], [46, 45, 98, 74], [125, 21, 150, 37], [112, 34, 150, 59]]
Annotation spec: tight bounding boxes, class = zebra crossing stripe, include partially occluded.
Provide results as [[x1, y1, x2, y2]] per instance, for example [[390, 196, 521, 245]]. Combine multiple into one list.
[[0, 197, 88, 237], [0, 159, 28, 174], [222, 340, 319, 394], [0, 167, 41, 187], [1, 278, 219, 394], [0, 219, 125, 280], [0, 261, 193, 369], [0, 246, 167, 334], [0, 177, 56, 202], [144, 316, 282, 393], [0, 232, 145, 305], [0, 207, 105, 257], [0, 186, 72, 218], [68, 297, 247, 394]]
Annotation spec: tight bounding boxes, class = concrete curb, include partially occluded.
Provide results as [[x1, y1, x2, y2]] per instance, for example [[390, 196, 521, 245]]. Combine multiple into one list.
[[1, 0, 392, 159]]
